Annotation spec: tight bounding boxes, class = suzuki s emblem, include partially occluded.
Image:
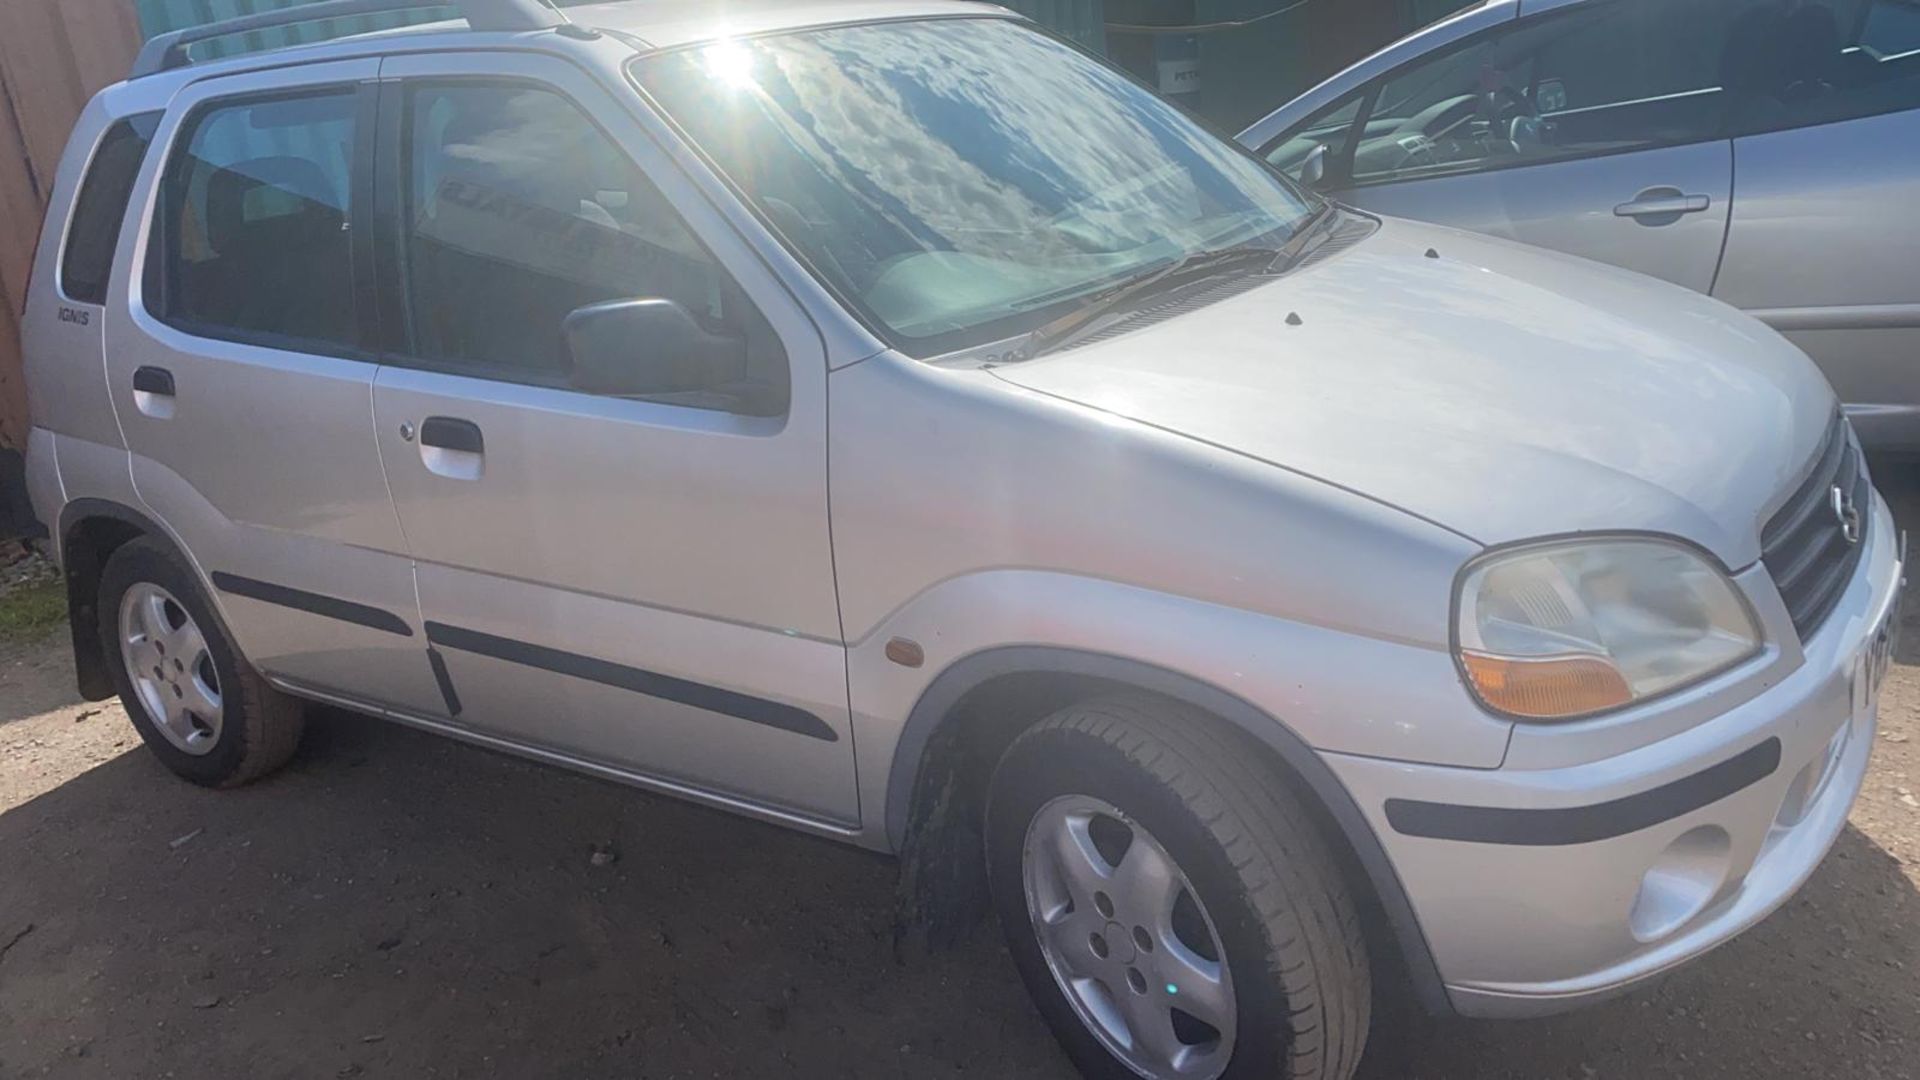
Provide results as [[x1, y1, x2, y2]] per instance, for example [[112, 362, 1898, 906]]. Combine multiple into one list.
[[1830, 484, 1862, 545]]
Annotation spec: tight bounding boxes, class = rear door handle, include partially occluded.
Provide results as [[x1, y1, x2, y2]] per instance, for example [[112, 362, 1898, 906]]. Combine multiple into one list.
[[1614, 189, 1711, 220], [132, 366, 175, 396], [417, 416, 484, 480], [131, 366, 175, 419]]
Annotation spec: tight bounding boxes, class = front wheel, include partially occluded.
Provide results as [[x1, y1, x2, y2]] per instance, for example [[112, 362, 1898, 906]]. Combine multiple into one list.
[[987, 698, 1370, 1080]]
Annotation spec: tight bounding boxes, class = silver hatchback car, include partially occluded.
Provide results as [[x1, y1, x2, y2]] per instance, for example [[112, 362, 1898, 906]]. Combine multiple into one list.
[[1240, 0, 1920, 451], [19, 2, 1905, 1078]]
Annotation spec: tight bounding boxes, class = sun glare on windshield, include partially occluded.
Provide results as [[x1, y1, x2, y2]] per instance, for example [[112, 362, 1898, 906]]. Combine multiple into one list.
[[702, 40, 758, 91]]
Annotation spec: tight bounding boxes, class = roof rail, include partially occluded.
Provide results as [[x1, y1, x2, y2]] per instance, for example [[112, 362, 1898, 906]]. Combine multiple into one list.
[[129, 0, 568, 79]]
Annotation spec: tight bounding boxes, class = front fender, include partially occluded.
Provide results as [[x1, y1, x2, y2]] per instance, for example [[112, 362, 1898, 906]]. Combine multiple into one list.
[[857, 579, 1470, 1016], [853, 569, 1511, 846]]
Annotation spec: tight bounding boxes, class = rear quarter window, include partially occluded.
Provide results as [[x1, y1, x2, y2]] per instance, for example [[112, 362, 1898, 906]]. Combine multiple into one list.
[[59, 112, 162, 305]]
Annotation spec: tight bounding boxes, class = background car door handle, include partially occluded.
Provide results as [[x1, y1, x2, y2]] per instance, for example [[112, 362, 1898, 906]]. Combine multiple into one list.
[[1614, 191, 1711, 219], [416, 416, 484, 481], [132, 366, 174, 396]]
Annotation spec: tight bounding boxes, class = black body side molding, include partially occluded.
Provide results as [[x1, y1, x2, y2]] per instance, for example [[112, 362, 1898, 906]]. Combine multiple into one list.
[[210, 572, 414, 637], [427, 648, 463, 718], [1385, 737, 1782, 846], [424, 621, 837, 742]]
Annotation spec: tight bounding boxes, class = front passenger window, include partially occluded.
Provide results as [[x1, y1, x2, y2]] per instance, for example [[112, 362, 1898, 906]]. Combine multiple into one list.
[[396, 83, 751, 390]]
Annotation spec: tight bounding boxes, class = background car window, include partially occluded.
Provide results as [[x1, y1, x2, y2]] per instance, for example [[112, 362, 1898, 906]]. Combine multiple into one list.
[[150, 92, 356, 351], [1264, 92, 1365, 182], [1722, 0, 1920, 134], [61, 112, 160, 305], [1861, 0, 1920, 52], [397, 83, 731, 380], [1349, 0, 1745, 185]]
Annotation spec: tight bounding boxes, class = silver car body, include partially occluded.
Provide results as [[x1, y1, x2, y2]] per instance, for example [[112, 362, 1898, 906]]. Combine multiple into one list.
[[1238, 0, 1920, 451], [20, 0, 1904, 1021]]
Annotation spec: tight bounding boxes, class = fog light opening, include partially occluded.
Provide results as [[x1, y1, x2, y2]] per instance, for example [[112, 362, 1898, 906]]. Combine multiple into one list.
[[1629, 825, 1733, 944]]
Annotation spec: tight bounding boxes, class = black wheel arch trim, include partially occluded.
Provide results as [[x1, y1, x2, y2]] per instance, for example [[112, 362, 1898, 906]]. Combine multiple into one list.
[[886, 644, 1454, 1016], [1385, 737, 1782, 846], [57, 499, 182, 701]]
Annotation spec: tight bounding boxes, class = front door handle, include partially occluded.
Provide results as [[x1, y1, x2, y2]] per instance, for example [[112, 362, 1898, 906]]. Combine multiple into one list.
[[419, 416, 483, 453], [131, 366, 175, 418], [417, 416, 484, 480], [1614, 188, 1711, 221]]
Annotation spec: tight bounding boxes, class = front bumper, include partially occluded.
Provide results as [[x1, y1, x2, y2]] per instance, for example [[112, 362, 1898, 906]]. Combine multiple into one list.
[[1328, 494, 1904, 1018]]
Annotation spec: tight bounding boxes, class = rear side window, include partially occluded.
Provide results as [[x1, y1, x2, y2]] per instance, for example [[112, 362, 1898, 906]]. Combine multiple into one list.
[[148, 90, 358, 354], [60, 112, 161, 305], [1724, 0, 1920, 135]]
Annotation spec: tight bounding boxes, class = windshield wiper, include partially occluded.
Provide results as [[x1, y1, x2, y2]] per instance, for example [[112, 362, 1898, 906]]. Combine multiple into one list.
[[1267, 199, 1344, 273], [1016, 204, 1344, 360], [1020, 243, 1285, 359]]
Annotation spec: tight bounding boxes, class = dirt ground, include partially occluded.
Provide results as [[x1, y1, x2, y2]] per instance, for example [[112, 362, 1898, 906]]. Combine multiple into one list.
[[3, 471, 1918, 1080]]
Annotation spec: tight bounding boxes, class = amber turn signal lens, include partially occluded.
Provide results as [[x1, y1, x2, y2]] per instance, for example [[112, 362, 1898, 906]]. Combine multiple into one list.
[[1461, 651, 1633, 720]]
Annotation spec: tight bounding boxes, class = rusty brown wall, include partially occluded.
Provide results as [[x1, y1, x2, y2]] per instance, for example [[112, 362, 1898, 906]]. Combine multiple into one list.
[[0, 0, 145, 451]]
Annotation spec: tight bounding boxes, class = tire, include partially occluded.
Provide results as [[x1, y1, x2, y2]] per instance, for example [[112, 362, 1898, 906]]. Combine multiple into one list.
[[987, 697, 1370, 1080], [97, 537, 304, 787]]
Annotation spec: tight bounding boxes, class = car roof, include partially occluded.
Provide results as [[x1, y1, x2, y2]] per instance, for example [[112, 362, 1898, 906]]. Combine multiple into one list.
[[119, 0, 1015, 93], [564, 0, 1012, 52]]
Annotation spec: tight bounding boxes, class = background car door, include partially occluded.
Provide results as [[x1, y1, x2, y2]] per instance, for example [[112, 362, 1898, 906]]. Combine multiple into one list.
[[367, 53, 857, 826], [1709, 0, 1920, 449], [1269, 0, 1747, 293], [107, 59, 443, 715]]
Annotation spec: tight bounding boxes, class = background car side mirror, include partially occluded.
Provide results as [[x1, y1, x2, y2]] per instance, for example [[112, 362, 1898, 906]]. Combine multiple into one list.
[[564, 298, 779, 415], [1296, 142, 1328, 189]]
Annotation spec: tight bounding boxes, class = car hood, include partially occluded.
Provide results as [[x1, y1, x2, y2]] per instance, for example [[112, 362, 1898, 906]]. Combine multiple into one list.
[[990, 217, 1835, 568]]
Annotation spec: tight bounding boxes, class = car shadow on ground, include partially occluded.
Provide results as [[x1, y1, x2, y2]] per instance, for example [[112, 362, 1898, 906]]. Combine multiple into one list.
[[2, 699, 1916, 1079], [0, 637, 83, 728]]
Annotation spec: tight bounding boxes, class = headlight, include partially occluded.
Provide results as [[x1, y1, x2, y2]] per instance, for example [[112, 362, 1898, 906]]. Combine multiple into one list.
[[1456, 538, 1761, 721]]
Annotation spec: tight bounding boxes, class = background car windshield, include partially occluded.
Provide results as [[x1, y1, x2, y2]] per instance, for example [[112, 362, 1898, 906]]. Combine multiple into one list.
[[635, 18, 1314, 356]]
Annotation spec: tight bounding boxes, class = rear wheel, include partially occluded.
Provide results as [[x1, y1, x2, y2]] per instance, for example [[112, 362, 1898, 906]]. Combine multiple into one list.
[[99, 538, 304, 787], [987, 697, 1370, 1080]]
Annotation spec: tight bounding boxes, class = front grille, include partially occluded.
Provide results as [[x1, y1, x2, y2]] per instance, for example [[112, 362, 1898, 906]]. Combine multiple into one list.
[[1760, 415, 1870, 642]]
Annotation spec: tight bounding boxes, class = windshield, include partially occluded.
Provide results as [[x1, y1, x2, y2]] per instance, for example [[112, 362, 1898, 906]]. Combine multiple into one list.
[[633, 18, 1316, 356]]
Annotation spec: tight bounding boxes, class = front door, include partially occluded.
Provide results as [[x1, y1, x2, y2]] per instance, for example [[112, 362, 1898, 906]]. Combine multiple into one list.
[[365, 53, 856, 825], [108, 60, 442, 716]]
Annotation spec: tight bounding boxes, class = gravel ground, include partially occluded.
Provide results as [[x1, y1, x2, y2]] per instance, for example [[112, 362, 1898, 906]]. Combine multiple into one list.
[[2, 471, 1917, 1080]]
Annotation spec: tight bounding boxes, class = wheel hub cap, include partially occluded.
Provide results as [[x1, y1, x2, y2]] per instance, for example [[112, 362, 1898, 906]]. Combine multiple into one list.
[[1021, 794, 1236, 1079], [118, 582, 223, 756]]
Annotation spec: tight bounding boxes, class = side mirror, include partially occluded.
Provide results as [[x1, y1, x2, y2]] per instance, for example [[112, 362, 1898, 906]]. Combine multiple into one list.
[[1296, 142, 1329, 189], [563, 298, 780, 415]]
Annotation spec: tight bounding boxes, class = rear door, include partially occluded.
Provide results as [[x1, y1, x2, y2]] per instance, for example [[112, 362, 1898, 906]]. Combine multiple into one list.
[[1710, 0, 1920, 447], [108, 60, 441, 714], [366, 52, 856, 825], [1261, 0, 1745, 293]]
